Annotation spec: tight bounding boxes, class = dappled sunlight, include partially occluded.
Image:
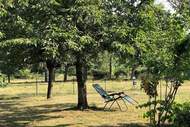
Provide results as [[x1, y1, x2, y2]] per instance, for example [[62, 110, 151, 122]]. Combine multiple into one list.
[[0, 80, 147, 127], [0, 80, 189, 126]]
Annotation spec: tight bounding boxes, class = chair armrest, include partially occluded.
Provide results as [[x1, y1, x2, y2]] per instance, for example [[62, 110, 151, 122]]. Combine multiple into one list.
[[107, 91, 115, 93], [108, 92, 124, 96]]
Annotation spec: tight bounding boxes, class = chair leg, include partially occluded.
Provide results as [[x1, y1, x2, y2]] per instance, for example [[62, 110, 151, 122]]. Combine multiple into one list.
[[121, 98, 128, 110], [103, 102, 109, 110], [115, 100, 122, 111], [109, 100, 116, 110]]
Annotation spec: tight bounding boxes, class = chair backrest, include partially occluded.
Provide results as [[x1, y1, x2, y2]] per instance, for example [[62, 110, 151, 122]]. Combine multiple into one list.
[[92, 84, 112, 101]]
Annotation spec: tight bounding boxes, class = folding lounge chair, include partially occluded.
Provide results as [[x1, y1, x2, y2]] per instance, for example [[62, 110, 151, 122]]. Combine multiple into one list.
[[93, 84, 138, 111]]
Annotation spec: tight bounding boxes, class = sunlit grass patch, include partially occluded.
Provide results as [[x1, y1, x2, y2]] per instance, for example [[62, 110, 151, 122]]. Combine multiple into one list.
[[0, 80, 189, 127]]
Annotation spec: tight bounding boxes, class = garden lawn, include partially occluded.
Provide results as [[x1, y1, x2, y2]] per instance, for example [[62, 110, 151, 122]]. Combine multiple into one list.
[[0, 80, 189, 127]]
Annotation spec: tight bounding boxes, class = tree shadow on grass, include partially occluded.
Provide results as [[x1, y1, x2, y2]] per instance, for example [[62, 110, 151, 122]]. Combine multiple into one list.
[[0, 93, 131, 127], [89, 123, 148, 127], [89, 123, 174, 127], [88, 106, 117, 112], [0, 94, 22, 100], [62, 105, 117, 112], [117, 123, 148, 127], [0, 94, 77, 127], [38, 124, 74, 127]]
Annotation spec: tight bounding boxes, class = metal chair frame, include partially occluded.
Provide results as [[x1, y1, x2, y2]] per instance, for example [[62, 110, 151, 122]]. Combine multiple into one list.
[[93, 84, 138, 111]]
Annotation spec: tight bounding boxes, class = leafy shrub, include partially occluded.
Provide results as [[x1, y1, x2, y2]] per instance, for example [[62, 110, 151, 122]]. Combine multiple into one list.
[[0, 81, 9, 88], [114, 70, 127, 79], [171, 102, 190, 127], [92, 70, 109, 80], [68, 66, 76, 76], [15, 69, 31, 79]]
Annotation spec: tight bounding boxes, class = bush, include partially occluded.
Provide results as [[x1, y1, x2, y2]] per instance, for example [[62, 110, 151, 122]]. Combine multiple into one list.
[[114, 70, 127, 79], [0, 81, 9, 88], [171, 102, 190, 127], [15, 69, 32, 79], [92, 70, 109, 80]]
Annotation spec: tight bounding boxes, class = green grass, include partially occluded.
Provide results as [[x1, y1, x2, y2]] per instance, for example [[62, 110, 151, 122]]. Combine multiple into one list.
[[0, 79, 189, 127]]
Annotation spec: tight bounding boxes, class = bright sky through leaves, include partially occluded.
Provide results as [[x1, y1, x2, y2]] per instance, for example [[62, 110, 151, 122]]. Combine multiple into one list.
[[155, 0, 174, 12]]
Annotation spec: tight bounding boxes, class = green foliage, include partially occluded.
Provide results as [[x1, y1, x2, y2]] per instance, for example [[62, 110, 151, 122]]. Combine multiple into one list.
[[170, 102, 190, 127], [92, 52, 111, 72], [167, 0, 190, 27], [139, 79, 183, 126], [15, 69, 32, 79], [140, 77, 159, 97], [57, 0, 105, 58], [132, 2, 190, 126], [30, 63, 45, 74], [92, 69, 108, 80], [0, 81, 9, 88], [0, 0, 190, 111], [114, 70, 128, 79]]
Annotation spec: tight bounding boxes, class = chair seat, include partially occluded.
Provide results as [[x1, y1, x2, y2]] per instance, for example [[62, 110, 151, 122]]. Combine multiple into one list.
[[123, 95, 138, 105]]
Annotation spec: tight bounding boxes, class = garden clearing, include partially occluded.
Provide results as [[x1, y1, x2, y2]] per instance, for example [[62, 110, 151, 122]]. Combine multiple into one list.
[[0, 80, 189, 127]]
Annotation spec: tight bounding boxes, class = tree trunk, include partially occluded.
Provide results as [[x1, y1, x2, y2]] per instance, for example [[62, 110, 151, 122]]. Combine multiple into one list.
[[64, 64, 69, 82], [46, 63, 54, 99], [7, 74, 10, 83], [45, 69, 48, 82], [76, 58, 88, 109], [3, 77, 5, 82], [52, 69, 55, 82], [109, 55, 112, 80]]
